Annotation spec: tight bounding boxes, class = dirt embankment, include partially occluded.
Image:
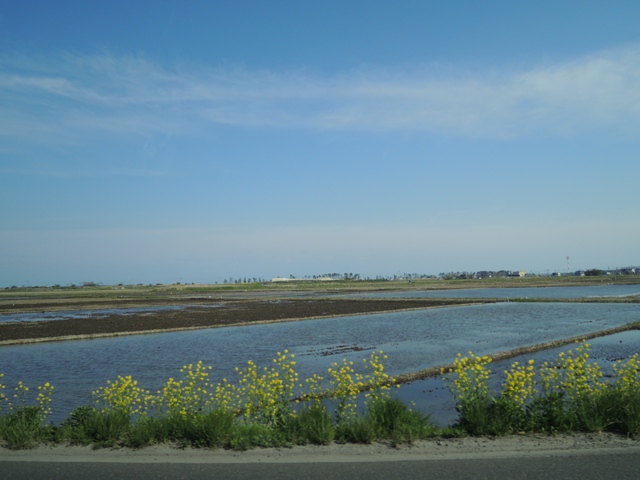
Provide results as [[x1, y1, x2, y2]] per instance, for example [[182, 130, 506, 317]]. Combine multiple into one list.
[[0, 298, 484, 345]]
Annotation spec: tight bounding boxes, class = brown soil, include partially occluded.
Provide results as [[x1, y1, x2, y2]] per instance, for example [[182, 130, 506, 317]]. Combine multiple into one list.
[[0, 299, 483, 345]]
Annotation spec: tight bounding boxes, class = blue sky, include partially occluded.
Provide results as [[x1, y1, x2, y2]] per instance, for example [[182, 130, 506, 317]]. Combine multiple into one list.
[[1, 1, 639, 286]]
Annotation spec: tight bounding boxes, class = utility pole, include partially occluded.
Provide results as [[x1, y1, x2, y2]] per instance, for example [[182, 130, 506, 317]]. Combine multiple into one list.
[[567, 256, 570, 275]]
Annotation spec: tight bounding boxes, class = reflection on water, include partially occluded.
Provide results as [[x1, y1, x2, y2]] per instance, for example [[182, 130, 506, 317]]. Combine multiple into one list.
[[0, 301, 639, 424]]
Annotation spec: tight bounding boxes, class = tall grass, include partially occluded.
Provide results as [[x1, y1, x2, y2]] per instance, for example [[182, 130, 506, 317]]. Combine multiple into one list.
[[1, 343, 640, 450]]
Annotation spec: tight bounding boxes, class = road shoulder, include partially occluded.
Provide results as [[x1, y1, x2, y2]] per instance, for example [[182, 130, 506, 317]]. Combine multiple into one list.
[[1, 433, 639, 464]]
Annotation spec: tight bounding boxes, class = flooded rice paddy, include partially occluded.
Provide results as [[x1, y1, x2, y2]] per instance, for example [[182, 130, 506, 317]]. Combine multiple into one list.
[[1, 294, 639, 425], [341, 284, 640, 299], [0, 304, 225, 324], [399, 329, 640, 426]]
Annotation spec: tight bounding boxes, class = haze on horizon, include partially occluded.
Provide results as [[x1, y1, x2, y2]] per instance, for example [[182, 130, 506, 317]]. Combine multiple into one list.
[[1, 1, 639, 288]]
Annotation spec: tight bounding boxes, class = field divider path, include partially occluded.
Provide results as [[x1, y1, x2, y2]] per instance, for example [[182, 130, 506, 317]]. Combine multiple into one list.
[[393, 320, 640, 385]]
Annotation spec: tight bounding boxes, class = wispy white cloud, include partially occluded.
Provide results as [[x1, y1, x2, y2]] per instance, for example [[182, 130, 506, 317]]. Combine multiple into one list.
[[1, 45, 640, 144]]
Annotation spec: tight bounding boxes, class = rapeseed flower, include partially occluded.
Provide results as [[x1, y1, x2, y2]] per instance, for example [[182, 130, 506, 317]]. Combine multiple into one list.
[[93, 375, 150, 416], [444, 352, 492, 403]]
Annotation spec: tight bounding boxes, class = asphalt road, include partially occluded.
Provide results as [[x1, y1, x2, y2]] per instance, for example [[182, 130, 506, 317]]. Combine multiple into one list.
[[2, 451, 640, 480]]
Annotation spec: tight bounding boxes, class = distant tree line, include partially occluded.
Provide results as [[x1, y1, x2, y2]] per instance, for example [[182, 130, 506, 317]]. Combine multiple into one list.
[[5, 266, 639, 290]]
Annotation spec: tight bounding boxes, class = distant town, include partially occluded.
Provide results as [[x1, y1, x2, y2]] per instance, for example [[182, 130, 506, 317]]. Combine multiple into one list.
[[269, 266, 639, 283], [4, 266, 638, 290]]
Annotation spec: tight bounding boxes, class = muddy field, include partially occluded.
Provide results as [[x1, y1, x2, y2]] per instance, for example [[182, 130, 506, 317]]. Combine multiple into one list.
[[0, 298, 483, 344]]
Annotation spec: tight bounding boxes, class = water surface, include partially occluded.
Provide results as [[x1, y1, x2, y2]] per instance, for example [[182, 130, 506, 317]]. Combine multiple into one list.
[[1, 301, 638, 424], [0, 304, 225, 324], [400, 329, 640, 426], [341, 284, 640, 299]]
